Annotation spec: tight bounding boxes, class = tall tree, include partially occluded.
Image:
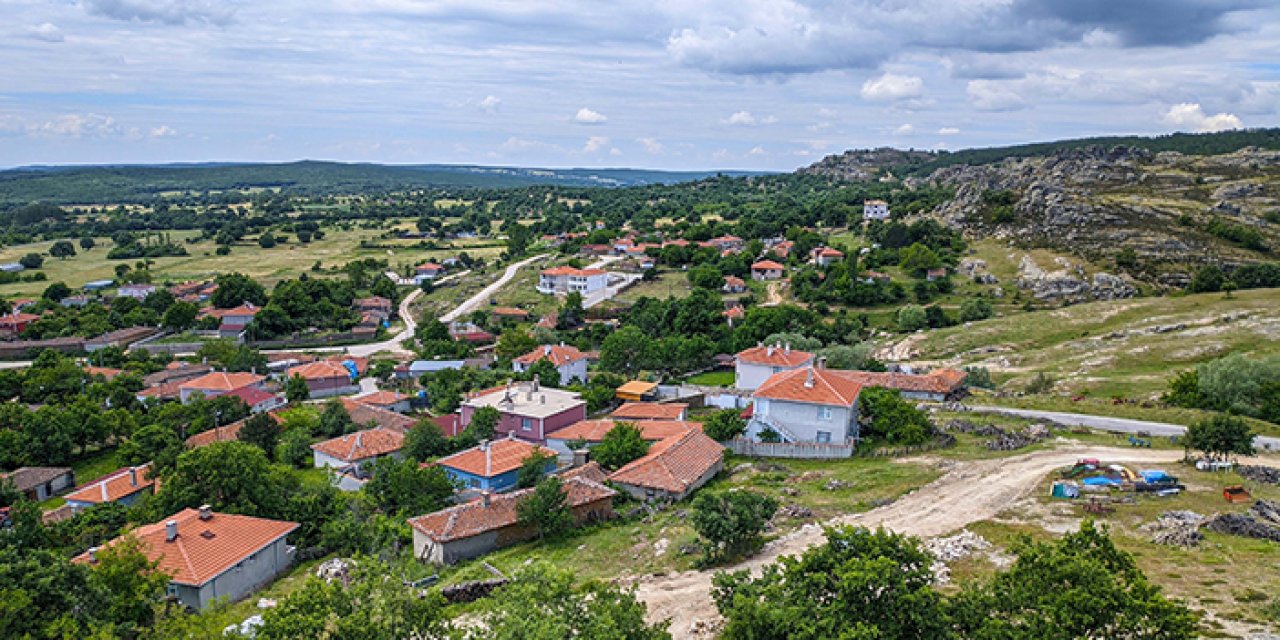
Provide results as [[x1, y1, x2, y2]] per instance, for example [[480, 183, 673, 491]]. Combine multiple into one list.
[[593, 422, 650, 471], [690, 490, 778, 564], [1184, 414, 1255, 460], [516, 475, 573, 540]]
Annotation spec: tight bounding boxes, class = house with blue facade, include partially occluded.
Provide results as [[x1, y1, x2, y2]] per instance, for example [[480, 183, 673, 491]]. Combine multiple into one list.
[[64, 464, 156, 514], [434, 437, 558, 493]]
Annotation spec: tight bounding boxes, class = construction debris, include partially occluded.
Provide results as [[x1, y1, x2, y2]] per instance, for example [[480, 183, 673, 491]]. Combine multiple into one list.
[[1143, 511, 1206, 547], [943, 419, 1005, 437], [1204, 508, 1280, 543], [925, 530, 992, 584], [315, 558, 354, 584], [442, 578, 508, 604], [1251, 499, 1280, 526], [775, 505, 815, 520], [1239, 466, 1280, 485]]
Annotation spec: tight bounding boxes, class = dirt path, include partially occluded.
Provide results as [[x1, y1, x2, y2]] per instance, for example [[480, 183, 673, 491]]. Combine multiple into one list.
[[761, 282, 783, 306], [631, 444, 1187, 638]]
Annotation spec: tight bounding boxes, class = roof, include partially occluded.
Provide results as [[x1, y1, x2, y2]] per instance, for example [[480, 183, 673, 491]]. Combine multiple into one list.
[[817, 247, 844, 257], [513, 343, 587, 366], [0, 312, 41, 326], [179, 371, 265, 393], [65, 465, 155, 505], [462, 382, 586, 420], [615, 380, 658, 396], [84, 365, 125, 380], [547, 419, 697, 443], [540, 266, 606, 277], [751, 260, 785, 271], [74, 508, 299, 587], [1, 467, 72, 492], [223, 386, 279, 407], [340, 397, 417, 432], [825, 368, 968, 396], [735, 344, 814, 368], [417, 262, 445, 271], [287, 360, 352, 381], [432, 413, 463, 437], [138, 382, 182, 401], [407, 464, 615, 543], [185, 413, 284, 448], [723, 276, 745, 287], [753, 367, 863, 407], [355, 390, 408, 407], [354, 296, 391, 308], [490, 307, 530, 318], [311, 427, 405, 463], [202, 303, 260, 319], [608, 429, 724, 494], [610, 403, 689, 421], [723, 307, 744, 319], [434, 438, 557, 479]]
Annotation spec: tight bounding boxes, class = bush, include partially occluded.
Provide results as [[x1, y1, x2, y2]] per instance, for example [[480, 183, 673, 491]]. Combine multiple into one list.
[[959, 298, 993, 322], [690, 491, 778, 564], [858, 387, 932, 445], [896, 305, 927, 331], [703, 409, 746, 442], [1025, 372, 1055, 394]]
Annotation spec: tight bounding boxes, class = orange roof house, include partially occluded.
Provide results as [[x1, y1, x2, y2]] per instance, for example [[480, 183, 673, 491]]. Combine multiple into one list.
[[736, 343, 814, 368], [179, 371, 265, 403], [286, 361, 357, 398], [823, 368, 968, 401], [340, 397, 416, 432], [311, 428, 405, 466], [609, 402, 689, 421], [754, 367, 863, 407], [433, 437, 557, 481], [546, 419, 696, 445], [75, 507, 299, 611], [607, 429, 724, 501], [64, 465, 155, 512], [513, 343, 587, 367]]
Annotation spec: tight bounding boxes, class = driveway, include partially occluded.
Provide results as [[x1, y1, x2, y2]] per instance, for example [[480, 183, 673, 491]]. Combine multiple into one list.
[[438, 253, 550, 323], [963, 405, 1280, 452]]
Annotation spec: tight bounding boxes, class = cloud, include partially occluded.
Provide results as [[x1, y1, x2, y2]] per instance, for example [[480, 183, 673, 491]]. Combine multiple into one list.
[[637, 137, 664, 153], [500, 136, 539, 152], [938, 127, 961, 135], [966, 80, 1028, 111], [574, 107, 608, 124], [583, 136, 610, 153], [609, 147, 622, 157], [894, 124, 915, 135], [747, 145, 766, 156], [27, 23, 64, 43], [1162, 103, 1243, 132], [861, 73, 924, 101], [477, 95, 501, 114], [724, 111, 776, 126], [82, 0, 235, 26], [150, 125, 177, 138], [27, 113, 122, 138], [1010, 0, 1258, 48]]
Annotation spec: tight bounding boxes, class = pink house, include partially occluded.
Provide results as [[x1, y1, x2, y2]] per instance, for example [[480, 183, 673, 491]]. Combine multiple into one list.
[[459, 380, 586, 444]]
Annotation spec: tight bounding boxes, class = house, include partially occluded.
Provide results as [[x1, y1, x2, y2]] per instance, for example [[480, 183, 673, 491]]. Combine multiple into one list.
[[0, 311, 41, 335], [926, 267, 948, 281], [824, 368, 968, 402], [770, 240, 795, 259], [734, 343, 815, 390], [86, 326, 160, 352], [354, 390, 412, 414], [579, 244, 611, 257], [224, 386, 287, 414], [490, 307, 530, 322], [74, 507, 299, 611], [750, 260, 785, 281], [610, 402, 689, 421], [749, 364, 862, 444], [723, 305, 744, 327], [84, 365, 125, 380], [311, 428, 406, 491], [61, 295, 92, 308], [397, 359, 467, 380], [415, 262, 445, 284], [537, 266, 607, 295], [433, 436, 558, 493], [84, 279, 115, 292], [137, 382, 182, 404], [1, 467, 75, 501], [178, 371, 266, 404], [608, 429, 724, 501], [863, 199, 890, 220], [169, 281, 217, 303], [200, 303, 261, 338], [143, 362, 214, 388], [286, 361, 358, 399], [722, 275, 747, 294], [708, 235, 745, 251], [614, 380, 659, 402], [64, 465, 155, 514], [408, 462, 615, 564], [459, 380, 587, 444], [185, 414, 282, 448], [116, 283, 157, 300], [544, 419, 696, 460], [354, 296, 393, 316], [864, 271, 891, 284], [512, 343, 588, 384], [432, 413, 463, 437], [812, 247, 844, 267], [340, 398, 417, 433]]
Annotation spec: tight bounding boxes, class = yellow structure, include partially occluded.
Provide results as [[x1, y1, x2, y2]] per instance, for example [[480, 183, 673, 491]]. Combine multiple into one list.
[[615, 380, 659, 402]]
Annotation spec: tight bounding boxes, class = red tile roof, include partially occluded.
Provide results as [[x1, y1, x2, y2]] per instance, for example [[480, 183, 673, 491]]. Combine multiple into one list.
[[825, 368, 968, 396], [723, 276, 746, 288], [185, 413, 284, 448], [754, 367, 863, 407], [179, 372, 265, 393], [547, 419, 697, 443], [434, 438, 557, 479], [407, 464, 615, 543], [513, 344, 587, 366], [609, 403, 689, 421], [736, 344, 814, 368], [65, 465, 154, 505], [418, 262, 444, 271], [541, 266, 606, 277], [84, 365, 125, 380], [816, 247, 844, 257], [356, 390, 408, 407], [311, 427, 404, 463], [607, 429, 724, 494], [432, 413, 463, 437], [287, 360, 351, 381], [223, 386, 279, 408], [723, 306, 744, 320], [138, 382, 182, 401], [74, 508, 298, 587], [340, 398, 416, 432], [751, 260, 785, 271]]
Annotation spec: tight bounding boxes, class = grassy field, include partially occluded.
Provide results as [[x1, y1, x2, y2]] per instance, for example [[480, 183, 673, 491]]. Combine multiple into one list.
[[0, 224, 506, 297], [684, 370, 734, 387], [904, 287, 1280, 400], [614, 270, 691, 303]]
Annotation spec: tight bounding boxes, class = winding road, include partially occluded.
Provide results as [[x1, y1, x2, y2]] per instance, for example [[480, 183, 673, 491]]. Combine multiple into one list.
[[438, 253, 549, 323]]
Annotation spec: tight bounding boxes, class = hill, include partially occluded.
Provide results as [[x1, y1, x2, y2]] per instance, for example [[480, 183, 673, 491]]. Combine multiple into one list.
[[0, 160, 763, 206]]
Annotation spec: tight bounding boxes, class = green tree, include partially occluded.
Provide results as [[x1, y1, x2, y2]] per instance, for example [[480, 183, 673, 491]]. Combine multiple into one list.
[[702, 409, 747, 442], [211, 272, 267, 308], [516, 475, 574, 540], [275, 428, 313, 468], [87, 536, 171, 633], [688, 264, 725, 290], [690, 490, 778, 563], [238, 412, 283, 459], [496, 327, 539, 361], [160, 300, 198, 331], [285, 373, 311, 403], [593, 422, 650, 471], [858, 386, 932, 444], [959, 297, 994, 322], [42, 281, 72, 302], [1184, 414, 1255, 460], [50, 240, 77, 259], [526, 357, 562, 388], [318, 400, 355, 437], [600, 325, 648, 376], [19, 252, 44, 269], [258, 233, 277, 248], [1188, 264, 1225, 293], [898, 242, 942, 276], [557, 291, 585, 329], [117, 423, 182, 471], [950, 521, 1196, 639], [466, 405, 500, 441], [364, 457, 455, 516], [516, 449, 555, 488], [403, 420, 452, 461], [153, 441, 282, 517], [80, 236, 96, 251], [713, 526, 949, 640], [896, 304, 927, 331], [817, 343, 873, 370]]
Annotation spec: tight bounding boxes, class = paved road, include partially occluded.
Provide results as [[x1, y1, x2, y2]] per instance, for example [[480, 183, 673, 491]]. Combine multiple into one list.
[[964, 405, 1280, 452], [438, 253, 550, 323]]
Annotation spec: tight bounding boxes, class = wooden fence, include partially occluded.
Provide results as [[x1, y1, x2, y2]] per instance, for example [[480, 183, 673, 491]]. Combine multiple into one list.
[[727, 439, 855, 459]]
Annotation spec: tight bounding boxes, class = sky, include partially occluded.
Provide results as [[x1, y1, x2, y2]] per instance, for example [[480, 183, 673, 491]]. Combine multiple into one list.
[[1, 0, 1279, 171]]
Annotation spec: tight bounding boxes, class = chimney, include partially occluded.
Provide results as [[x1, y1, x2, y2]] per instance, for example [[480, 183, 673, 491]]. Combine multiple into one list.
[[199, 504, 212, 520], [816, 357, 827, 370], [480, 492, 490, 508], [532, 374, 540, 392], [88, 547, 99, 563], [804, 368, 815, 389], [766, 345, 774, 357], [165, 520, 178, 542], [100, 481, 109, 502], [572, 449, 590, 468], [129, 467, 138, 487], [785, 342, 791, 354], [543, 345, 552, 356], [540, 394, 546, 404]]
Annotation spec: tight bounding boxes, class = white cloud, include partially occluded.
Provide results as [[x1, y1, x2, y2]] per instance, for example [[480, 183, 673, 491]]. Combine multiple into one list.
[[894, 124, 915, 135], [500, 136, 538, 152], [860, 73, 924, 101], [477, 95, 501, 114], [724, 111, 776, 126], [637, 137, 664, 153], [938, 127, 961, 135], [27, 23, 64, 43], [150, 125, 177, 138], [583, 136, 610, 153], [747, 145, 766, 157], [609, 147, 622, 157], [1162, 103, 1243, 132], [574, 107, 608, 124], [966, 80, 1027, 111], [27, 113, 121, 138]]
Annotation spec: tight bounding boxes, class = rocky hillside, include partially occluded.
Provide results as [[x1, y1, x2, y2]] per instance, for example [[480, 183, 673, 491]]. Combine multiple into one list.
[[807, 141, 1280, 290]]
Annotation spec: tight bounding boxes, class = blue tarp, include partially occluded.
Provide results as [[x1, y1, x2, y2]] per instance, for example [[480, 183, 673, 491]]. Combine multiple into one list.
[[339, 360, 359, 380], [1140, 470, 1171, 483], [1082, 476, 1121, 486]]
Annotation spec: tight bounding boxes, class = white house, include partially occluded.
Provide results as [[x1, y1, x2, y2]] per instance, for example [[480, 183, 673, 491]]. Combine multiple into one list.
[[734, 343, 814, 390], [415, 262, 445, 284], [512, 343, 589, 384], [749, 364, 862, 444], [537, 266, 607, 295], [117, 283, 157, 300], [863, 199, 890, 220], [750, 260, 785, 281], [812, 247, 844, 267]]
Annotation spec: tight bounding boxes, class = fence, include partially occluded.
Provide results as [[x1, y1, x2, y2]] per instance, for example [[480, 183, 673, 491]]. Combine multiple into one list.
[[858, 434, 957, 458], [727, 439, 855, 459]]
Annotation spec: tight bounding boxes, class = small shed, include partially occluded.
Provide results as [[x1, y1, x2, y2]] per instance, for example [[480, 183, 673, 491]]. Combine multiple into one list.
[[615, 380, 659, 402], [84, 279, 115, 291]]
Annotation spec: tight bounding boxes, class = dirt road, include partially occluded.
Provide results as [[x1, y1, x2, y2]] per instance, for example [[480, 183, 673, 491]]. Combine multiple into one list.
[[632, 444, 1186, 638], [438, 253, 549, 323]]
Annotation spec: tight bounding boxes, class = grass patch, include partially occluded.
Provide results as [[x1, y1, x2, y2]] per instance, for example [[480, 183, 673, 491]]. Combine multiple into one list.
[[684, 370, 734, 387]]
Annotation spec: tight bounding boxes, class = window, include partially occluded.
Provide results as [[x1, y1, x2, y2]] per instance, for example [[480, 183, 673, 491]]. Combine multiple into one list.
[[818, 406, 832, 421], [521, 418, 533, 431], [816, 430, 831, 443], [166, 584, 179, 597]]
